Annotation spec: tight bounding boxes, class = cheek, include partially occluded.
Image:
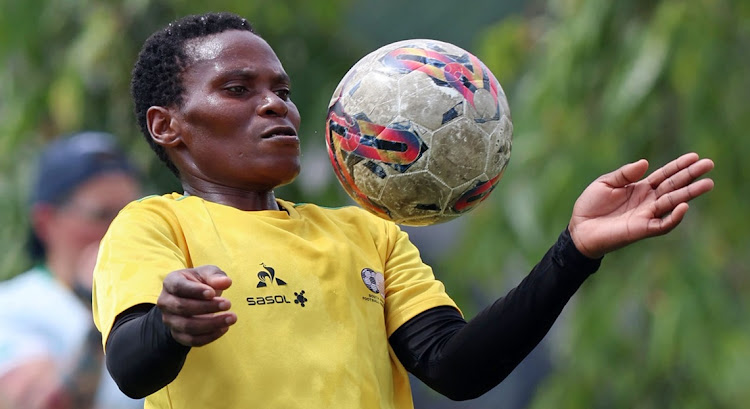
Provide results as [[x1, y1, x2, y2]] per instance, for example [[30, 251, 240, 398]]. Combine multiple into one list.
[[182, 95, 241, 135], [52, 218, 109, 248], [288, 102, 302, 129]]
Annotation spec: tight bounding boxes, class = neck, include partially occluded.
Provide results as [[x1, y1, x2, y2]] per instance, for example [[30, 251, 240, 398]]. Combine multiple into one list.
[[182, 184, 280, 211]]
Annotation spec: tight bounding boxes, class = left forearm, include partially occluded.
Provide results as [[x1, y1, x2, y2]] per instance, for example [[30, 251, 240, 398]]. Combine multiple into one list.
[[390, 229, 601, 400]]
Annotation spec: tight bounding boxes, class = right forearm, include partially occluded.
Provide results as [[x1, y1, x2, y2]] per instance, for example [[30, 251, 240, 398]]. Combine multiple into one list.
[[55, 325, 104, 409], [105, 304, 191, 398]]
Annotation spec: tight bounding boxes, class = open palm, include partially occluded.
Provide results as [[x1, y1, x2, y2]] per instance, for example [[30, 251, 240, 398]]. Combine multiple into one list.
[[568, 153, 714, 259]]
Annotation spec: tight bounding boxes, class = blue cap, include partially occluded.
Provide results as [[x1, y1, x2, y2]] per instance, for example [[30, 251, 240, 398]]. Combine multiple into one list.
[[31, 131, 137, 205]]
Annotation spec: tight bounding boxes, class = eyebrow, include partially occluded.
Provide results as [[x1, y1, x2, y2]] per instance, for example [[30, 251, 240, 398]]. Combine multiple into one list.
[[218, 68, 291, 84]]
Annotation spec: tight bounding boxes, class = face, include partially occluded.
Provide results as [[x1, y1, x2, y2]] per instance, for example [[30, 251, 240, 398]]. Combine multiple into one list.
[[38, 172, 140, 283], [169, 30, 302, 192]]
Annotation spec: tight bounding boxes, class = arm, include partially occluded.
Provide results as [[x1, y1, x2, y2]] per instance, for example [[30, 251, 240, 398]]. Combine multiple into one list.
[[390, 228, 598, 400], [390, 153, 714, 401], [104, 265, 236, 398], [105, 304, 190, 398], [0, 357, 64, 409]]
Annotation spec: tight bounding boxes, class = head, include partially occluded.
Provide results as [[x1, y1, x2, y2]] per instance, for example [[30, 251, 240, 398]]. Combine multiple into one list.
[[131, 12, 256, 178], [29, 132, 141, 285], [132, 12, 301, 197]]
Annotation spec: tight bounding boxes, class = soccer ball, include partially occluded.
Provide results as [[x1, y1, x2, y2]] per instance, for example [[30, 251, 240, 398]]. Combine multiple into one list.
[[325, 39, 512, 226]]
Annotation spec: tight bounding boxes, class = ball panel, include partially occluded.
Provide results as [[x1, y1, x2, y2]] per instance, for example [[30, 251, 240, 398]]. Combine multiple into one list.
[[380, 170, 451, 221], [397, 213, 459, 227], [340, 72, 400, 125], [485, 115, 513, 176], [427, 117, 489, 188], [449, 170, 505, 213], [398, 70, 466, 130]]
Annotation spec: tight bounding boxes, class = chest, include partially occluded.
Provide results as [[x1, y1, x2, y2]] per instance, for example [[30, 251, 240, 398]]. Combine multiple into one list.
[[178, 215, 389, 331]]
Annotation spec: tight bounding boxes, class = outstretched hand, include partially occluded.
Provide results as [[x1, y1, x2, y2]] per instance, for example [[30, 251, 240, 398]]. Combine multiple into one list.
[[157, 265, 237, 347], [568, 153, 714, 259]]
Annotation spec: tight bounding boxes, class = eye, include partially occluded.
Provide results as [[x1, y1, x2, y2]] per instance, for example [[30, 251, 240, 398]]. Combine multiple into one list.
[[225, 85, 248, 95], [275, 88, 291, 100]]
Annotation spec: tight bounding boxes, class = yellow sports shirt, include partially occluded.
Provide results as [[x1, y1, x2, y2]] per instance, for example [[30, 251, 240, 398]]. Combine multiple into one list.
[[93, 193, 458, 409]]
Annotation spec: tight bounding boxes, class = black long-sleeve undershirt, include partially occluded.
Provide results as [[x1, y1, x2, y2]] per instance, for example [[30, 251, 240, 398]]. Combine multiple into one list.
[[105, 303, 190, 398], [389, 229, 600, 399], [105, 228, 601, 400]]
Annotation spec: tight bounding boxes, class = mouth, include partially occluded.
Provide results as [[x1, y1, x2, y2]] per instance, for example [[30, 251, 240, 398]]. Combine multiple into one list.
[[261, 126, 299, 141]]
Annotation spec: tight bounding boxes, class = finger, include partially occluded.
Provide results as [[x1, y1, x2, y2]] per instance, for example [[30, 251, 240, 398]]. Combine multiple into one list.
[[653, 158, 713, 197], [647, 203, 689, 236], [600, 159, 649, 188], [157, 295, 232, 317], [193, 265, 233, 296], [652, 178, 715, 216], [163, 265, 229, 299], [172, 326, 230, 347], [164, 312, 237, 342], [646, 152, 700, 189], [162, 271, 215, 300]]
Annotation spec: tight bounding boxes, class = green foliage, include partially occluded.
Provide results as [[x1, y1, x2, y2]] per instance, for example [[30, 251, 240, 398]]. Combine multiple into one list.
[[437, 0, 749, 407]]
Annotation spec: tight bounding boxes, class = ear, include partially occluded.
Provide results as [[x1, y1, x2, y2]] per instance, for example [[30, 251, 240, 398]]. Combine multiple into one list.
[[30, 203, 56, 246], [147, 106, 182, 148]]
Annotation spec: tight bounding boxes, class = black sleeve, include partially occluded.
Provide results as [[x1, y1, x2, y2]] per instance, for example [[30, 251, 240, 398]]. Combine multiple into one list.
[[105, 303, 191, 398], [389, 228, 602, 401]]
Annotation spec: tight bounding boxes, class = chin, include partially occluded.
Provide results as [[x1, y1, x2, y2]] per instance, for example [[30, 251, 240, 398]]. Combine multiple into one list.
[[274, 165, 301, 188]]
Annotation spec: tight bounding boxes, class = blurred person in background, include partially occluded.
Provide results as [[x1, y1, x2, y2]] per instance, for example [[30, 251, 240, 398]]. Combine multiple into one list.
[[0, 132, 143, 409]]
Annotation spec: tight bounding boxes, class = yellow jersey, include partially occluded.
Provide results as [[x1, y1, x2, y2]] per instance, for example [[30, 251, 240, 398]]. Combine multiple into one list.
[[93, 193, 457, 409]]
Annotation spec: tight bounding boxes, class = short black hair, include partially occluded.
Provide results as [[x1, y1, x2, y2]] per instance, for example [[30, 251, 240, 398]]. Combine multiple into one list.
[[131, 12, 256, 176]]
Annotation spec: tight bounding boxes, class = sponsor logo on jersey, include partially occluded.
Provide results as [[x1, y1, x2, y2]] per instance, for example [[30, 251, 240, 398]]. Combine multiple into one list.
[[246, 295, 292, 305], [293, 290, 307, 307], [256, 263, 287, 287], [246, 263, 306, 308]]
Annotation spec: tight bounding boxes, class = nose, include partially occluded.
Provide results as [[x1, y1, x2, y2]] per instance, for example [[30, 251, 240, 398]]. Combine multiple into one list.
[[257, 92, 289, 117]]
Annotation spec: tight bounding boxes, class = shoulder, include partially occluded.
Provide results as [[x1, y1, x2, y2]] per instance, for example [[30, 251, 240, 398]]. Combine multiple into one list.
[[288, 201, 393, 227], [113, 193, 190, 224], [122, 192, 187, 211], [283, 199, 375, 218], [283, 201, 406, 246]]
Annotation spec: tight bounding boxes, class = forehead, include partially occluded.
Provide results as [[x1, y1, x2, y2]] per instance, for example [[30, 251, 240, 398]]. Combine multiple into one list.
[[183, 30, 283, 74]]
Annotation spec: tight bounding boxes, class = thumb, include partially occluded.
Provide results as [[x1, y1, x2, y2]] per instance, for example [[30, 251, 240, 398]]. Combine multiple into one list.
[[602, 159, 649, 188], [193, 265, 232, 296]]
